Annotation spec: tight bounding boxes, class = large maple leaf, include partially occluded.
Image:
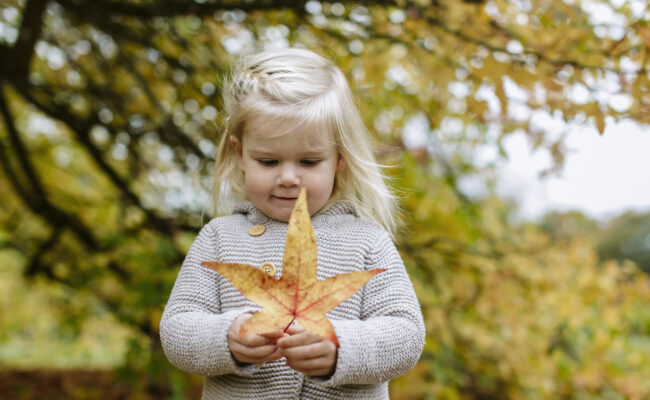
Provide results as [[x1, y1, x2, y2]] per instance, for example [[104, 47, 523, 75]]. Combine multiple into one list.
[[201, 188, 385, 346]]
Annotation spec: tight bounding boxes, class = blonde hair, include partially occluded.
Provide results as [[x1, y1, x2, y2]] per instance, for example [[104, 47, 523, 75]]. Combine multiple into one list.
[[212, 48, 399, 235]]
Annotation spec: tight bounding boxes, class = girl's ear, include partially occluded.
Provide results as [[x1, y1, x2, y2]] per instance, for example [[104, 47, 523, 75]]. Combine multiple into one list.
[[230, 136, 244, 170], [336, 154, 345, 173]]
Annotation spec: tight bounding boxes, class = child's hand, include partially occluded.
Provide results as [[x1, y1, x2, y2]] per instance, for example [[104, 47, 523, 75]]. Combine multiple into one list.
[[228, 313, 283, 364], [277, 323, 338, 377]]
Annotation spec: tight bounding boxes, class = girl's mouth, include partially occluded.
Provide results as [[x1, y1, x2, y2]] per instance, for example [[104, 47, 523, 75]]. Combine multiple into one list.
[[273, 196, 298, 201]]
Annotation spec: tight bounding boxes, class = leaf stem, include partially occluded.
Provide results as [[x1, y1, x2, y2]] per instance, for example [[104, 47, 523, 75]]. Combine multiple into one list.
[[283, 317, 296, 334], [256, 317, 296, 369]]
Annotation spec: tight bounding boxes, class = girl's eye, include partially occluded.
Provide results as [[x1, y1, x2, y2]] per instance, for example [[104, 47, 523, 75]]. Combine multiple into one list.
[[301, 159, 320, 166], [257, 159, 278, 166]]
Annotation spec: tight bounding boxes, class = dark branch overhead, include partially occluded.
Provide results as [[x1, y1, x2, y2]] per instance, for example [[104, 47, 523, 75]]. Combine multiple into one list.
[[0, 91, 100, 250], [2, 0, 49, 82], [52, 0, 406, 21], [57, 0, 312, 18]]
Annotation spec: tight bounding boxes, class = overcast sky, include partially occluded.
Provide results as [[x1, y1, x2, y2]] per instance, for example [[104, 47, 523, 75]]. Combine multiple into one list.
[[498, 119, 650, 221]]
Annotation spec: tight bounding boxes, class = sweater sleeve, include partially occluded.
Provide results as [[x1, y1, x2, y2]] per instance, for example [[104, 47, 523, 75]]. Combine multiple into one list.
[[310, 229, 425, 387], [159, 220, 256, 376]]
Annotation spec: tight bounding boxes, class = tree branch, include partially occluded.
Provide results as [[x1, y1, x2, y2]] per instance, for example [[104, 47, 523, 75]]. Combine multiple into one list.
[[14, 83, 196, 235], [0, 88, 100, 249], [25, 226, 62, 277], [419, 9, 648, 75], [58, 0, 320, 18], [2, 0, 49, 82]]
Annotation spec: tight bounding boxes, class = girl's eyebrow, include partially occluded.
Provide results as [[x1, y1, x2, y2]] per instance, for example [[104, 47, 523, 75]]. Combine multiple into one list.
[[247, 148, 329, 157], [246, 149, 276, 156]]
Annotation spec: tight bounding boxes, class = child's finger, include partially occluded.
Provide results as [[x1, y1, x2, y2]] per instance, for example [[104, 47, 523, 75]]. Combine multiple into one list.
[[229, 340, 280, 363], [277, 329, 320, 348], [230, 314, 284, 345], [284, 341, 337, 377], [230, 341, 276, 358], [263, 346, 284, 363], [281, 339, 333, 361], [230, 330, 270, 347], [259, 330, 284, 342]]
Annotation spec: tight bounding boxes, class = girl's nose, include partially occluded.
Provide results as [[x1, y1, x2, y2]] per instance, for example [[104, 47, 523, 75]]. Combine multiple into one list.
[[278, 163, 300, 186]]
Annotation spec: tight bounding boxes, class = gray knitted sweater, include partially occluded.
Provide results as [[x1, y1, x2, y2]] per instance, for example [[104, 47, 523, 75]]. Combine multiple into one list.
[[160, 201, 425, 399]]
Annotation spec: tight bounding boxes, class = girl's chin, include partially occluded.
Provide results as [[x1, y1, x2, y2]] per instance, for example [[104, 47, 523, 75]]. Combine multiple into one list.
[[270, 213, 291, 222], [263, 207, 292, 222]]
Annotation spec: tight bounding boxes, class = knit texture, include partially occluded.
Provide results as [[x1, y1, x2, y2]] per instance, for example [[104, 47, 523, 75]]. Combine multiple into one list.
[[160, 201, 425, 399]]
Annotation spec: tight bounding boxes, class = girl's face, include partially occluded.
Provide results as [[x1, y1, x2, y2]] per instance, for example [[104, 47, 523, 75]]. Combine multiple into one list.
[[233, 115, 344, 222]]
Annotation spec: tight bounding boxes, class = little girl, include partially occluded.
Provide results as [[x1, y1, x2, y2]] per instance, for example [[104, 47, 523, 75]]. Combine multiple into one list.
[[160, 48, 425, 399]]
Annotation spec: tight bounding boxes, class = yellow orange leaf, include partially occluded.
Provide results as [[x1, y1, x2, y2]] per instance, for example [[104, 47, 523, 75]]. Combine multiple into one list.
[[495, 78, 508, 117], [202, 187, 385, 346], [594, 105, 606, 135]]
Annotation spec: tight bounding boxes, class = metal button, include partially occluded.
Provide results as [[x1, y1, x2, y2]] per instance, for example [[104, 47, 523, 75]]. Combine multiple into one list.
[[260, 262, 276, 276], [248, 224, 266, 237]]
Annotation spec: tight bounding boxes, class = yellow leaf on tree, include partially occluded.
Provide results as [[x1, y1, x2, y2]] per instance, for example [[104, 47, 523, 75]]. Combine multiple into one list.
[[202, 187, 385, 346], [495, 78, 508, 117], [594, 104, 606, 135]]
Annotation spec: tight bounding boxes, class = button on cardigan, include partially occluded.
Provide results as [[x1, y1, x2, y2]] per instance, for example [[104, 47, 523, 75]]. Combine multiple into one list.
[[160, 201, 425, 399]]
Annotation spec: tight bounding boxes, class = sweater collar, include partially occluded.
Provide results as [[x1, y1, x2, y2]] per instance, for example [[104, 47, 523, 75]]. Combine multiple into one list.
[[232, 200, 359, 226]]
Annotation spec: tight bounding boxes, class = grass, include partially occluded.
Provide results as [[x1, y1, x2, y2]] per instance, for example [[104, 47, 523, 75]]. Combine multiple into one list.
[[0, 250, 140, 369]]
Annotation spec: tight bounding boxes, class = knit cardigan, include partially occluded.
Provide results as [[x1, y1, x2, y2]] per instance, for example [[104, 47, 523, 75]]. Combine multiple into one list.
[[160, 201, 425, 399]]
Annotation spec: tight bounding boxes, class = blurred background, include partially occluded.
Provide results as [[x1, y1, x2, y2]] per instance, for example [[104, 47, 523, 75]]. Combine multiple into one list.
[[1, 0, 649, 398]]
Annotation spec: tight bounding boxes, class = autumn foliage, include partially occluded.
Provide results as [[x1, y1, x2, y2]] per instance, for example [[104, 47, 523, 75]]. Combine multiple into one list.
[[389, 157, 650, 399]]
